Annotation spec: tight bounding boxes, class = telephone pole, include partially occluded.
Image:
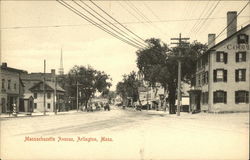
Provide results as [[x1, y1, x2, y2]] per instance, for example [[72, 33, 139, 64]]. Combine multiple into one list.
[[43, 60, 46, 115], [170, 33, 189, 116]]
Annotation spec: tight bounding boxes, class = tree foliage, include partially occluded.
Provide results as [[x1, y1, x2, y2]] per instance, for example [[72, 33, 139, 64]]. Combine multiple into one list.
[[116, 71, 141, 104], [67, 65, 112, 109], [136, 38, 207, 113]]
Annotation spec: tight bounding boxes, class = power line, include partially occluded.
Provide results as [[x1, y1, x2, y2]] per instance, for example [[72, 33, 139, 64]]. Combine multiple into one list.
[[126, 1, 168, 37], [208, 1, 250, 47], [1, 16, 249, 30], [89, 0, 147, 45], [193, 1, 220, 36], [188, 0, 210, 36], [57, 0, 142, 49], [73, 0, 145, 48]]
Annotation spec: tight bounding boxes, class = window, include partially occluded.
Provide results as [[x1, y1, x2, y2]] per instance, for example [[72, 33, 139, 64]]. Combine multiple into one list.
[[34, 103, 37, 109], [1, 79, 5, 89], [7, 80, 11, 90], [214, 69, 227, 82], [237, 34, 249, 44], [216, 52, 228, 63], [47, 93, 51, 99], [14, 83, 16, 90], [197, 74, 201, 86], [202, 71, 209, 84], [213, 90, 227, 103], [202, 92, 209, 104], [47, 103, 51, 109], [34, 93, 37, 99], [235, 69, 246, 82], [235, 91, 249, 104], [236, 52, 246, 62], [205, 71, 209, 84]]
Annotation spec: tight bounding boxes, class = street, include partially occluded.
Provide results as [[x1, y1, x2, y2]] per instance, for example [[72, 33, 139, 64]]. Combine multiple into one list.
[[1, 106, 249, 160]]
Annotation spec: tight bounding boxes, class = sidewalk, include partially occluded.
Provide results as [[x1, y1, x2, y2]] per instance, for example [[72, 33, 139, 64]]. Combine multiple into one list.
[[0, 110, 79, 118]]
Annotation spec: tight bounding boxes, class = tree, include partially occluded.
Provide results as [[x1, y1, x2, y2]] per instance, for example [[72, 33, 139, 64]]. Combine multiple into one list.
[[116, 71, 141, 106], [136, 38, 207, 114], [67, 65, 112, 110]]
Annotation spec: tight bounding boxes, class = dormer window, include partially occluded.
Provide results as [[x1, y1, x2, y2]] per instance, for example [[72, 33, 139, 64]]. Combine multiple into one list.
[[237, 34, 249, 44]]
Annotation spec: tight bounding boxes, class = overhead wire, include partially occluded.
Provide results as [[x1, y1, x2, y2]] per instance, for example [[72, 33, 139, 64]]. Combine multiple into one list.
[[88, 0, 147, 45], [193, 1, 220, 36], [56, 0, 142, 49], [207, 1, 250, 47], [73, 0, 146, 48], [1, 16, 249, 30]]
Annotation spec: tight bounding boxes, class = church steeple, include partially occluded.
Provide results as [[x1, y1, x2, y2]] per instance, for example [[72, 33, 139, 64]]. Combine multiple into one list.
[[58, 48, 64, 75]]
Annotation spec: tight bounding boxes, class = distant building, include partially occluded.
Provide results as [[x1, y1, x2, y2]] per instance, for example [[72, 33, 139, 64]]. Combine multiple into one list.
[[29, 81, 65, 112], [0, 63, 27, 113], [189, 11, 249, 112], [21, 69, 66, 112]]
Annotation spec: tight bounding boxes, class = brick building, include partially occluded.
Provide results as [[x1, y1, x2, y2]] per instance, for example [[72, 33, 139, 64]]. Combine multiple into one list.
[[189, 11, 249, 112]]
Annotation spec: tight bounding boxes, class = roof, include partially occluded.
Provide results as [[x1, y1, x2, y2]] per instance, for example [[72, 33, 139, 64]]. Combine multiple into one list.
[[0, 65, 27, 74], [208, 24, 250, 51], [29, 81, 65, 92]]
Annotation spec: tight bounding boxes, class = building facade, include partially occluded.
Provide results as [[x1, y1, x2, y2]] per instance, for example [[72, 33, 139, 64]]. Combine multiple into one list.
[[21, 70, 65, 112], [189, 12, 249, 112], [29, 81, 65, 112], [0, 63, 27, 113]]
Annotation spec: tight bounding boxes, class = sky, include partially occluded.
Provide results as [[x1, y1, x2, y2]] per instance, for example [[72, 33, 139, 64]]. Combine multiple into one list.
[[1, 0, 249, 90]]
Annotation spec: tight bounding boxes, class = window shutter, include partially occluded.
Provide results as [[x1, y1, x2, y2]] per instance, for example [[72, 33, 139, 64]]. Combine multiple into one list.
[[242, 69, 246, 81], [224, 91, 227, 104], [223, 70, 227, 82], [235, 70, 239, 82], [236, 52, 239, 62], [246, 35, 249, 44], [213, 70, 217, 82], [242, 52, 246, 61], [216, 52, 220, 62], [213, 92, 216, 103], [246, 92, 249, 103], [235, 91, 238, 104], [224, 52, 228, 64]]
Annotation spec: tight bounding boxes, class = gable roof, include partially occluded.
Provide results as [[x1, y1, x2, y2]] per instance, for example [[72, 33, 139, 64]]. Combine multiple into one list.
[[29, 81, 65, 92], [209, 24, 250, 51]]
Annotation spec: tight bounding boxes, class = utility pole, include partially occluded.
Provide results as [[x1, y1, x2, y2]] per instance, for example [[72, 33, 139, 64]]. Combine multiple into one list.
[[43, 60, 46, 115], [76, 81, 79, 112], [170, 33, 189, 116], [54, 75, 57, 115]]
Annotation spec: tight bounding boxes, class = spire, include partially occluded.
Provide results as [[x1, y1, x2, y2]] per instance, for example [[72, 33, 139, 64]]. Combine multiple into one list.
[[59, 48, 64, 75]]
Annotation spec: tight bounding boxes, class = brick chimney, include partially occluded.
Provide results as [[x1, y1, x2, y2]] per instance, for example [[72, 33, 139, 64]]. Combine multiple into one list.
[[51, 69, 56, 75], [227, 11, 237, 37], [208, 34, 216, 49]]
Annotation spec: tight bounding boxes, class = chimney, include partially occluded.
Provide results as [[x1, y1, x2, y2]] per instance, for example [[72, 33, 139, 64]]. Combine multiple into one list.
[[208, 34, 216, 49], [227, 11, 237, 37], [1, 62, 7, 68], [51, 69, 56, 75]]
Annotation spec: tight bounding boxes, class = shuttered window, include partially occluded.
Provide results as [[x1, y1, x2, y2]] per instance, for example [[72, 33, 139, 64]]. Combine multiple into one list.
[[236, 52, 246, 62], [213, 90, 227, 104], [237, 34, 249, 44], [235, 69, 246, 82], [214, 69, 227, 82], [216, 52, 228, 64], [235, 91, 249, 103]]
